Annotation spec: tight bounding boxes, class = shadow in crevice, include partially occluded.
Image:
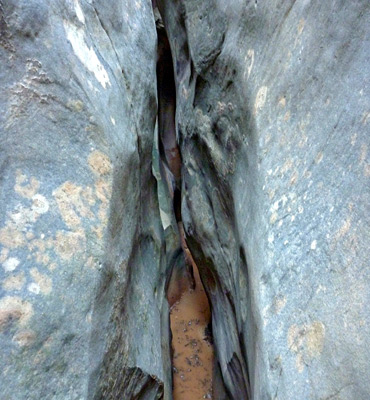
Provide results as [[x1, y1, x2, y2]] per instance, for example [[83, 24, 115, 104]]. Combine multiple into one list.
[[155, 5, 216, 399]]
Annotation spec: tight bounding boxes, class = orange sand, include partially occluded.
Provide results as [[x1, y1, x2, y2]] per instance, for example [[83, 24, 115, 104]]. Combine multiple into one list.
[[170, 260, 213, 400]]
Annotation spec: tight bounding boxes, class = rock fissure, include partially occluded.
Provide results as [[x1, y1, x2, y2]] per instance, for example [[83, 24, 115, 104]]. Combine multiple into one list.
[[153, 1, 252, 398], [154, 5, 216, 399], [0, 1, 368, 399]]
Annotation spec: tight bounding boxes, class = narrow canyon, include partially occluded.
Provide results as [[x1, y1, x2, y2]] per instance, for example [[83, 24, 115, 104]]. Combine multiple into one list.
[[0, 0, 369, 399], [156, 7, 215, 397]]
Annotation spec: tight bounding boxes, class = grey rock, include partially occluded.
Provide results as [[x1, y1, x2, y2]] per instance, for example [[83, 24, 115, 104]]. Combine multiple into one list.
[[1, 0, 369, 399], [159, 0, 370, 399], [0, 0, 167, 399]]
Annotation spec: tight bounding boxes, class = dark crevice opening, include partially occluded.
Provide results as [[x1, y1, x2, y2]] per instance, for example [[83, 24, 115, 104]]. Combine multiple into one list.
[[153, 5, 215, 399]]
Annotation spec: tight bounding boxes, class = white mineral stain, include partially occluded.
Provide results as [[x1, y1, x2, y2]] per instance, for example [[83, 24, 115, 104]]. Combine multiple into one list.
[[359, 143, 367, 164], [254, 86, 268, 115], [63, 21, 111, 88], [244, 49, 255, 80], [315, 151, 324, 164], [362, 111, 370, 125], [32, 194, 49, 214], [268, 233, 274, 243], [159, 209, 171, 230], [27, 282, 41, 294], [290, 170, 298, 185], [3, 257, 20, 272], [74, 0, 85, 24]]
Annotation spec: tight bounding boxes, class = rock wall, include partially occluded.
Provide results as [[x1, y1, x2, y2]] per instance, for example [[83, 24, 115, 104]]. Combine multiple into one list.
[[158, 0, 370, 399], [0, 1, 167, 399], [0, 0, 369, 399]]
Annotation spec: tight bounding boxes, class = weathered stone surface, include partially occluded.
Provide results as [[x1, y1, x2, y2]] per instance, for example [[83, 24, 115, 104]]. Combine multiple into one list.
[[0, 1, 167, 399], [159, 0, 370, 399], [1, 0, 369, 399]]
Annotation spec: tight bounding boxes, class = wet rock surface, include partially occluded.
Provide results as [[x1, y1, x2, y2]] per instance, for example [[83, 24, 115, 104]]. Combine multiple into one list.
[[1, 0, 369, 399]]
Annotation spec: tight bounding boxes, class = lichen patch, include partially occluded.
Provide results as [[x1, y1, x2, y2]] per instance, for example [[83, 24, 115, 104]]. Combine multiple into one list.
[[67, 99, 84, 112], [54, 230, 86, 261], [30, 268, 52, 295], [273, 295, 287, 314], [0, 225, 26, 248], [288, 321, 325, 373], [15, 170, 40, 199], [0, 296, 34, 331], [306, 322, 325, 358], [12, 330, 36, 347], [53, 181, 95, 228], [88, 150, 112, 176], [3, 273, 26, 291], [0, 248, 9, 263], [278, 96, 286, 108], [333, 216, 351, 243], [297, 18, 305, 35]]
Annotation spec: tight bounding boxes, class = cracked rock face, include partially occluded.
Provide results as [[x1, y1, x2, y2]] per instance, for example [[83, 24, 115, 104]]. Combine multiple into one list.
[[0, 0, 369, 399]]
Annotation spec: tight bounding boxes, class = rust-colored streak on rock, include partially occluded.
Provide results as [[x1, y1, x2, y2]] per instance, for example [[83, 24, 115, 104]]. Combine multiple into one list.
[[170, 247, 213, 400]]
